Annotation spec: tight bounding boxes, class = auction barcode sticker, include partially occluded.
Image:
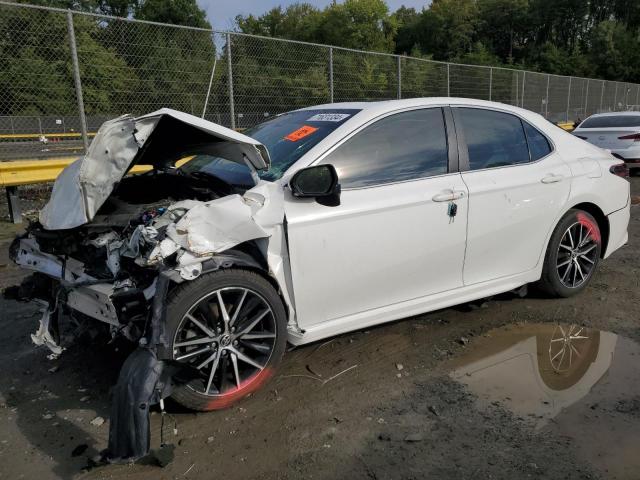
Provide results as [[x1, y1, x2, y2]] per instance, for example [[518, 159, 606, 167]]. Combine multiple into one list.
[[306, 113, 351, 122]]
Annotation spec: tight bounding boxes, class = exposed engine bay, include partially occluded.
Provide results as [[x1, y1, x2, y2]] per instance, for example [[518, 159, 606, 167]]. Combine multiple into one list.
[[4, 109, 294, 462]]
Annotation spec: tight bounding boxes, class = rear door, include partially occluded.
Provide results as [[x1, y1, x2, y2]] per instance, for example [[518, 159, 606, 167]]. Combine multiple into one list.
[[454, 107, 571, 285], [284, 107, 468, 329]]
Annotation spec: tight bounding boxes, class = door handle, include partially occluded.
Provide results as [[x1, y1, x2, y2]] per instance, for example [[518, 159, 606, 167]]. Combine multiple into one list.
[[432, 190, 466, 202], [541, 174, 564, 184]]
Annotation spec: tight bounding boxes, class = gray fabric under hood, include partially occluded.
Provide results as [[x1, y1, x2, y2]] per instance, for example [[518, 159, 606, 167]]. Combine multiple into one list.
[[39, 109, 270, 230]]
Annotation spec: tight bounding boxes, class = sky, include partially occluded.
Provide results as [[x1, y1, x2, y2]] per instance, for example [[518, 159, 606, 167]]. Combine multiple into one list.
[[199, 0, 431, 31]]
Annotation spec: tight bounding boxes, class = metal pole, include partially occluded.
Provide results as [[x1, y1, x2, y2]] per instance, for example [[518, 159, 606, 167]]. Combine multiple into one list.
[[66, 10, 89, 151], [201, 56, 217, 118], [329, 47, 334, 103], [566, 77, 572, 122], [544, 74, 550, 118], [397, 56, 401, 100], [488, 67, 493, 101], [226, 33, 235, 129], [521, 71, 525, 108], [600, 81, 605, 113], [446, 63, 450, 97], [584, 80, 589, 116]]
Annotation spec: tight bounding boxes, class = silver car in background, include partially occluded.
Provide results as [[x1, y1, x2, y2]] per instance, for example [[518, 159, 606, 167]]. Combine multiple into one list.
[[573, 112, 640, 174]]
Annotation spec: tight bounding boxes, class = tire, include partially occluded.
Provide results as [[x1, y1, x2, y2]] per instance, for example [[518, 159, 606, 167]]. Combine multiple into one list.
[[162, 269, 287, 411], [538, 209, 602, 298]]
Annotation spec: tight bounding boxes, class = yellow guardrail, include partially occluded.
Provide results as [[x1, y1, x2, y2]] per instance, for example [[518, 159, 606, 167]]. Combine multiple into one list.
[[557, 122, 575, 131], [0, 156, 192, 187]]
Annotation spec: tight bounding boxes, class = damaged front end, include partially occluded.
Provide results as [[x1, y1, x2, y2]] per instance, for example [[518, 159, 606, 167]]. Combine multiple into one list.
[[6, 109, 294, 462]]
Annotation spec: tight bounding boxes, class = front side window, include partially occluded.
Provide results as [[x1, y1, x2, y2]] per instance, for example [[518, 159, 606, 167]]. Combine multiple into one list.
[[321, 108, 449, 188], [458, 108, 530, 170]]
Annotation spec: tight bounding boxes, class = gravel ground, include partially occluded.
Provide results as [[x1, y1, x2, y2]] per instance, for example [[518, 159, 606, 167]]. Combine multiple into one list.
[[0, 178, 638, 480]]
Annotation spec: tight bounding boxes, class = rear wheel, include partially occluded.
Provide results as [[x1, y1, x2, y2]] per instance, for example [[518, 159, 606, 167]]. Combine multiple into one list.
[[163, 269, 287, 411], [538, 209, 601, 297]]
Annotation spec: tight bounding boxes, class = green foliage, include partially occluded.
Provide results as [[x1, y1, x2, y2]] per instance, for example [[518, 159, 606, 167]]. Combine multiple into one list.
[[235, 0, 640, 84]]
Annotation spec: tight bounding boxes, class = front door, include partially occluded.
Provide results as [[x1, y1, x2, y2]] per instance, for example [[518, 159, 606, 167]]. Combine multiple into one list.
[[284, 107, 469, 329]]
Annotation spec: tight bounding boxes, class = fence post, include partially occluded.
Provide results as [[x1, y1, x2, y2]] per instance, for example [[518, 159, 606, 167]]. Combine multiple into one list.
[[329, 47, 334, 103], [584, 80, 589, 116], [600, 81, 605, 113], [488, 67, 493, 101], [521, 71, 526, 108], [226, 33, 235, 129], [446, 63, 450, 97], [544, 74, 550, 118], [201, 49, 217, 119], [396, 56, 402, 100], [566, 77, 572, 122], [66, 10, 89, 151], [614, 82, 619, 111], [636, 85, 640, 109]]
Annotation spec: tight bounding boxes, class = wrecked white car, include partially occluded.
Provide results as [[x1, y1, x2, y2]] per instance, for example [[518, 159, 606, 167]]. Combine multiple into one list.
[[7, 99, 630, 460]]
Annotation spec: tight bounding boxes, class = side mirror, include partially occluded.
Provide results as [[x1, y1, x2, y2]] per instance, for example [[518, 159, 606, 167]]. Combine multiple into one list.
[[290, 164, 341, 206]]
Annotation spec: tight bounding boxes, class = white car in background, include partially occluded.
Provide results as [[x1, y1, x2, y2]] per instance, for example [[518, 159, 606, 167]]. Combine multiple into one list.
[[573, 112, 640, 174], [9, 99, 631, 415]]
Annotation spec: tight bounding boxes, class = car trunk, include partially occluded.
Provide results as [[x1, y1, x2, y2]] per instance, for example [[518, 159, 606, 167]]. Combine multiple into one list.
[[575, 128, 639, 150]]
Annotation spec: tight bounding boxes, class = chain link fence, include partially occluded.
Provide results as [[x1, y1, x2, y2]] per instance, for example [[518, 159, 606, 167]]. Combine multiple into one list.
[[2, 0, 640, 161]]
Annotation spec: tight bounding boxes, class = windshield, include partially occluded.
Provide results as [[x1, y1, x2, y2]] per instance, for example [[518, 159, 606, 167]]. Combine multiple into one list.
[[579, 115, 640, 128], [179, 108, 360, 186]]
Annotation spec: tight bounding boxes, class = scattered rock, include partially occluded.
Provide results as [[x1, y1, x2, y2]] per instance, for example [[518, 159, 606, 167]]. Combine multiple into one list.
[[48, 366, 59, 373], [396, 373, 402, 378], [90, 416, 104, 427], [42, 413, 53, 420], [71, 444, 88, 457], [428, 405, 440, 417], [458, 337, 469, 346], [377, 418, 385, 424], [79, 396, 90, 402], [207, 436, 215, 444], [395, 363, 404, 371], [404, 433, 424, 442], [150, 444, 175, 467], [377, 433, 391, 441]]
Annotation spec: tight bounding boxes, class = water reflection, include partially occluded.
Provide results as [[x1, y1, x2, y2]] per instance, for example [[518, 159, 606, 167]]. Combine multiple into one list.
[[450, 324, 617, 427], [450, 323, 640, 478]]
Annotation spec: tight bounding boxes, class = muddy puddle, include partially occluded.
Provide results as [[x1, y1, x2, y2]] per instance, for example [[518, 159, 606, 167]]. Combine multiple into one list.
[[449, 323, 640, 479]]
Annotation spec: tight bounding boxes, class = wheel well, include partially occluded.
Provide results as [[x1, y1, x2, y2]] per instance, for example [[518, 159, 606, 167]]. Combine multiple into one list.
[[570, 202, 609, 257]]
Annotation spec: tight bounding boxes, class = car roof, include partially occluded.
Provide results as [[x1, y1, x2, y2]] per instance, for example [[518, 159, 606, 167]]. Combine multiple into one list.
[[296, 97, 532, 117], [585, 111, 640, 118]]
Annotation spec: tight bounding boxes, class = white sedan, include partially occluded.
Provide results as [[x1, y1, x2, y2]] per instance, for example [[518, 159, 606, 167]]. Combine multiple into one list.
[[10, 99, 630, 414], [573, 111, 640, 174]]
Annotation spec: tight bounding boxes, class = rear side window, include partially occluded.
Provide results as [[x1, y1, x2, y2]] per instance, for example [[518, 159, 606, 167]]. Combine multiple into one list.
[[579, 115, 640, 128], [458, 108, 529, 170], [321, 108, 449, 188], [523, 121, 552, 160]]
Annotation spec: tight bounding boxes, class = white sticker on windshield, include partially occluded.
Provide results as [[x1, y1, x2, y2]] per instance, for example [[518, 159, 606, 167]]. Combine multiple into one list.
[[306, 113, 351, 122]]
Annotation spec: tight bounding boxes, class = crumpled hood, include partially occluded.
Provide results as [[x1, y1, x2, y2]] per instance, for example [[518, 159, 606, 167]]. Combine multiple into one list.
[[39, 108, 270, 230]]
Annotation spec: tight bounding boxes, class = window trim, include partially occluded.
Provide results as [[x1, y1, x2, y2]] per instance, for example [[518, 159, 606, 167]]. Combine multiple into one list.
[[451, 105, 555, 173], [311, 106, 457, 191]]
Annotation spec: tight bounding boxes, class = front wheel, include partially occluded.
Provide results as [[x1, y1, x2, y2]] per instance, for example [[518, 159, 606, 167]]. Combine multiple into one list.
[[538, 209, 602, 297], [162, 269, 287, 411]]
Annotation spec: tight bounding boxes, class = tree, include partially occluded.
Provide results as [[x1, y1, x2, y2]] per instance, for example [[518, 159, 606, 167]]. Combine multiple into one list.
[[134, 0, 210, 28], [414, 0, 478, 61]]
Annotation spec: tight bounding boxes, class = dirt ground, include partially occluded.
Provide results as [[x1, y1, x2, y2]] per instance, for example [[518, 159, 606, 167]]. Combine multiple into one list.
[[0, 178, 639, 480]]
